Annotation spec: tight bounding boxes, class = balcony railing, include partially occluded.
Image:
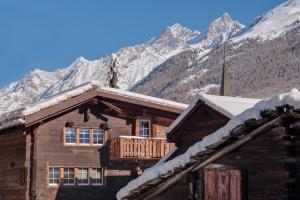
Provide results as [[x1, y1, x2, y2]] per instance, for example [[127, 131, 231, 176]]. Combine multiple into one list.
[[108, 136, 175, 160]]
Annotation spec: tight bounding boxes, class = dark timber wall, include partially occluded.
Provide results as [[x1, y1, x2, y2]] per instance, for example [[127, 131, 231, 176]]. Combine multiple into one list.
[[156, 126, 300, 200], [173, 105, 228, 150], [0, 127, 27, 200], [34, 107, 133, 200]]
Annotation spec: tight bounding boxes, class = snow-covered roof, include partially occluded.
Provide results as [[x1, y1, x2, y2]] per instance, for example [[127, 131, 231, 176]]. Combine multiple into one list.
[[167, 94, 261, 135], [0, 81, 188, 131], [96, 86, 188, 110], [199, 94, 261, 118], [117, 89, 300, 200]]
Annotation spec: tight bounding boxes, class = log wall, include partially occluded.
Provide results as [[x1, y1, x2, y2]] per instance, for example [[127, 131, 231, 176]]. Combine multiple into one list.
[[33, 107, 133, 200], [0, 127, 27, 200]]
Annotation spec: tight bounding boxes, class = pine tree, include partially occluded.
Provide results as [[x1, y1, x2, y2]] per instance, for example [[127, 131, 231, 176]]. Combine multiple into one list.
[[107, 54, 120, 88]]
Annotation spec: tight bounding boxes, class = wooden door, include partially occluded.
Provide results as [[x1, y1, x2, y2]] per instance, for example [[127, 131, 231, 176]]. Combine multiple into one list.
[[204, 169, 241, 200]]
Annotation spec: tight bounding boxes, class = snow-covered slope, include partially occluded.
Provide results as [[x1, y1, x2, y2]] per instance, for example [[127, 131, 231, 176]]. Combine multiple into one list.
[[2, 0, 299, 114], [0, 23, 200, 112], [40, 23, 201, 97], [232, 0, 300, 41], [0, 14, 243, 113], [0, 68, 69, 113]]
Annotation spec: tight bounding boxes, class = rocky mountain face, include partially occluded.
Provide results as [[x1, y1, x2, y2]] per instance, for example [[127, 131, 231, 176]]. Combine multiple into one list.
[[132, 0, 300, 102], [1, 0, 300, 114], [0, 13, 242, 113], [132, 30, 300, 103]]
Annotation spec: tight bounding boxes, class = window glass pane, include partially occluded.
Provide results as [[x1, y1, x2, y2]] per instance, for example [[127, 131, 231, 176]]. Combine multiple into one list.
[[49, 167, 60, 185], [93, 129, 104, 144], [139, 121, 150, 137], [63, 168, 74, 185], [65, 128, 76, 144], [141, 121, 149, 129], [92, 168, 103, 185], [77, 168, 89, 185], [79, 129, 90, 144]]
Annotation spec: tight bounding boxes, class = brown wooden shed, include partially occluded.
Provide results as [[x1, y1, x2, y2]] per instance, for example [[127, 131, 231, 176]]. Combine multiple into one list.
[[117, 91, 299, 200]]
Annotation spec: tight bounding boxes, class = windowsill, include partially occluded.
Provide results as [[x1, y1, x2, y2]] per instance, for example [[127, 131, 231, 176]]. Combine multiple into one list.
[[91, 183, 104, 186], [48, 184, 104, 188], [65, 143, 76, 145], [48, 184, 59, 188], [77, 183, 89, 186], [63, 184, 75, 186], [64, 144, 103, 147]]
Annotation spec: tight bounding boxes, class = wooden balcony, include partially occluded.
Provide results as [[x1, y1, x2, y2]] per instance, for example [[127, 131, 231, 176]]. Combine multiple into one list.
[[108, 136, 175, 160]]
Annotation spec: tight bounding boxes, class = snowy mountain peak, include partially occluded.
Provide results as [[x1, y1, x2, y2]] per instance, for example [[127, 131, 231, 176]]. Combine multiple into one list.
[[218, 12, 232, 22], [75, 56, 89, 63], [166, 23, 197, 39], [30, 68, 47, 74], [190, 13, 244, 49], [232, 0, 300, 41], [208, 12, 244, 35], [152, 23, 200, 46], [1, 0, 299, 114]]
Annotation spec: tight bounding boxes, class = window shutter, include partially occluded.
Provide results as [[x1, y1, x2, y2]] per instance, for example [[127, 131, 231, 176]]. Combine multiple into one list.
[[204, 169, 242, 200]]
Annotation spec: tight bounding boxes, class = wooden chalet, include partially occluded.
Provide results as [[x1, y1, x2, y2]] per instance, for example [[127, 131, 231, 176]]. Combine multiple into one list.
[[167, 94, 261, 158], [117, 90, 300, 200], [0, 82, 188, 200]]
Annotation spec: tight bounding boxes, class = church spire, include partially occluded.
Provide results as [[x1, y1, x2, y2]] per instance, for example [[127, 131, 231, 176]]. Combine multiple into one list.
[[220, 42, 233, 96]]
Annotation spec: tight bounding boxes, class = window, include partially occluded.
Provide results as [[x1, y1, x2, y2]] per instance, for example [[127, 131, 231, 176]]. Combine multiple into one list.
[[92, 168, 103, 185], [79, 128, 90, 144], [77, 168, 89, 185], [93, 129, 104, 145], [49, 167, 60, 185], [65, 128, 76, 144], [139, 120, 150, 137], [63, 168, 75, 185]]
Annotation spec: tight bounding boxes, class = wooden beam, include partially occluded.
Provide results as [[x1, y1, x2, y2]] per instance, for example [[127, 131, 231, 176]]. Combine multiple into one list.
[[99, 100, 122, 114], [135, 114, 286, 200], [25, 90, 98, 127], [96, 91, 185, 114]]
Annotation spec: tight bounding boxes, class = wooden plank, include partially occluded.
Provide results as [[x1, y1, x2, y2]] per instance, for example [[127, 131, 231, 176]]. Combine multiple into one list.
[[120, 138, 124, 158], [229, 170, 241, 200], [25, 90, 98, 126], [99, 100, 122, 114]]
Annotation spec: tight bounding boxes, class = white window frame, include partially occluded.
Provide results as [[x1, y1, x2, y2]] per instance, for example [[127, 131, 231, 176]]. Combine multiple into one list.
[[48, 167, 60, 186], [79, 128, 90, 145], [138, 120, 151, 138], [77, 168, 89, 186], [91, 168, 104, 186], [65, 127, 76, 144], [93, 129, 104, 145], [63, 168, 75, 186]]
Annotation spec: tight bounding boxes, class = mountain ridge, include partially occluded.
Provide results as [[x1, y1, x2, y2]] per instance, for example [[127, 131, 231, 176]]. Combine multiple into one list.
[[1, 0, 300, 114]]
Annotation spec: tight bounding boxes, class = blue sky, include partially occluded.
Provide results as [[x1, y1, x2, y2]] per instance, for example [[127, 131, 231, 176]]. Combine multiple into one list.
[[0, 0, 285, 88]]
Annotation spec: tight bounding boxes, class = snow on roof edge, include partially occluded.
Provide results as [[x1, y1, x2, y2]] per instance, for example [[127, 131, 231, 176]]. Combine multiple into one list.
[[117, 88, 300, 200], [166, 98, 199, 134], [198, 94, 261, 118], [167, 94, 261, 135], [0, 81, 188, 131], [97, 87, 188, 110]]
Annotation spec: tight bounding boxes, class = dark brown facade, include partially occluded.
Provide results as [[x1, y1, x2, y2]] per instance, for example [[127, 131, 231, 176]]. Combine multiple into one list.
[[0, 89, 185, 200], [140, 106, 300, 200], [167, 100, 229, 158]]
